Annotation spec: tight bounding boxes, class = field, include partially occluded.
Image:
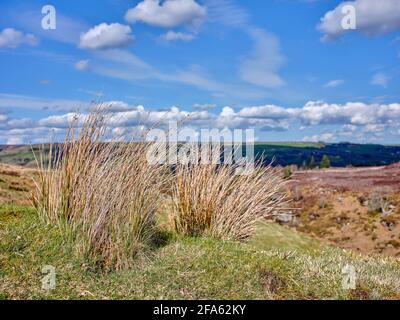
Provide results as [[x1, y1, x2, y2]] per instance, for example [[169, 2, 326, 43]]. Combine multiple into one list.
[[1, 161, 400, 300]]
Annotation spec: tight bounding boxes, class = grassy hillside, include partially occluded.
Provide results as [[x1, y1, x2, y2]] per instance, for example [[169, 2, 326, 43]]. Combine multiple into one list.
[[0, 145, 51, 168], [1, 205, 400, 300]]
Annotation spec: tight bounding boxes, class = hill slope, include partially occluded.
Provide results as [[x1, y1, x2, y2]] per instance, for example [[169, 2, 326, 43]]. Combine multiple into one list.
[[1, 205, 400, 300], [2, 142, 400, 168]]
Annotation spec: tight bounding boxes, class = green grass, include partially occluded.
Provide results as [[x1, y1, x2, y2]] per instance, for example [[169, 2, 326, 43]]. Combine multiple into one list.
[[1, 205, 400, 300], [250, 222, 321, 253]]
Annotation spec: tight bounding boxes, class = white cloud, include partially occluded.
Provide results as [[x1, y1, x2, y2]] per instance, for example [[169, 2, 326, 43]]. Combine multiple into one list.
[[238, 105, 292, 120], [193, 103, 217, 110], [318, 0, 400, 41], [79, 23, 134, 50], [0, 28, 37, 48], [236, 101, 400, 129], [297, 101, 400, 126], [5, 118, 33, 129], [303, 133, 334, 143], [6, 136, 24, 145], [38, 113, 80, 128], [0, 114, 8, 123], [370, 72, 389, 88], [239, 28, 285, 88], [125, 0, 206, 28], [75, 59, 90, 71], [4, 93, 400, 131], [324, 79, 344, 88], [98, 101, 132, 112], [161, 30, 195, 41], [4, 93, 400, 144], [364, 123, 385, 133], [216, 106, 289, 131]]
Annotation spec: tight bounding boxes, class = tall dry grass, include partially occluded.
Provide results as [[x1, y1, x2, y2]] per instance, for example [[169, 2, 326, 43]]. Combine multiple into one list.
[[32, 109, 168, 271], [171, 156, 288, 241]]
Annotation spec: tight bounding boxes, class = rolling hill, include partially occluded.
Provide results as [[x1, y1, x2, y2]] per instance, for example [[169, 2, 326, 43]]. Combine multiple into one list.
[[2, 142, 400, 168]]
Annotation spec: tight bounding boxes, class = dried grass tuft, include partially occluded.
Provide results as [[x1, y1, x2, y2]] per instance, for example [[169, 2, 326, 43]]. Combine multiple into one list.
[[32, 108, 168, 271], [171, 157, 288, 241]]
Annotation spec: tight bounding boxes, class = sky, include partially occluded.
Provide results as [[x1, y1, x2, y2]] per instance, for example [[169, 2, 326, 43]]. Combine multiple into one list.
[[0, 0, 400, 144]]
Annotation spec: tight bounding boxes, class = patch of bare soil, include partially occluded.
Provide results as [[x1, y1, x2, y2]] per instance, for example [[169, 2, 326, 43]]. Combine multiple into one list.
[[285, 163, 400, 257]]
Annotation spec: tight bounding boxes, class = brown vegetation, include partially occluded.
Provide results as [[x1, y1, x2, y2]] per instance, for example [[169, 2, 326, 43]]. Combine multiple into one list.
[[172, 160, 288, 240], [32, 110, 169, 271], [0, 163, 37, 206], [287, 165, 400, 257]]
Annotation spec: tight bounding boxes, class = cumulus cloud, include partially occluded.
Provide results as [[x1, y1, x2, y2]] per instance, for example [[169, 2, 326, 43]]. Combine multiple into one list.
[[1, 127, 64, 145], [370, 72, 389, 88], [79, 23, 134, 50], [239, 28, 285, 88], [363, 123, 385, 133], [0, 28, 38, 48], [38, 113, 80, 128], [2, 96, 400, 144], [216, 106, 289, 131], [4, 98, 400, 130], [318, 0, 400, 41], [125, 0, 207, 28], [303, 133, 335, 143], [324, 79, 344, 88], [161, 30, 195, 41], [297, 101, 400, 126], [5, 118, 34, 129], [193, 103, 217, 110], [234, 101, 400, 130], [238, 105, 293, 120]]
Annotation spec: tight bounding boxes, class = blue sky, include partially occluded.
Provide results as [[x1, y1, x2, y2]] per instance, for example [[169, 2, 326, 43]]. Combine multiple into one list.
[[0, 0, 400, 144]]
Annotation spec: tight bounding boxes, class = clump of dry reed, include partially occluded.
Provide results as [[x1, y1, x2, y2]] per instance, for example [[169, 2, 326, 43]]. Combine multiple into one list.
[[32, 109, 168, 271], [171, 154, 288, 241]]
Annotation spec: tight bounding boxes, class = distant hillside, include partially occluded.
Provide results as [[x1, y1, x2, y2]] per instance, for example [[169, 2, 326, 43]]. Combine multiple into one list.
[[0, 145, 51, 168], [255, 142, 400, 167], [1, 142, 400, 168]]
